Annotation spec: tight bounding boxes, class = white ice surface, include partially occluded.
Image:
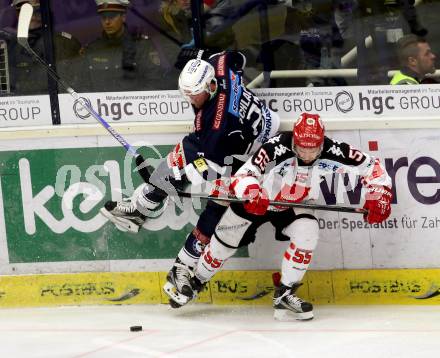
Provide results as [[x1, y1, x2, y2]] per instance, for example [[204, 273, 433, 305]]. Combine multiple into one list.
[[0, 304, 439, 358]]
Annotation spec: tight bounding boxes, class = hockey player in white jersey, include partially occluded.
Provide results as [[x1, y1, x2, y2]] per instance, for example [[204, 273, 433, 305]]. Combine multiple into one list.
[[180, 112, 393, 320]]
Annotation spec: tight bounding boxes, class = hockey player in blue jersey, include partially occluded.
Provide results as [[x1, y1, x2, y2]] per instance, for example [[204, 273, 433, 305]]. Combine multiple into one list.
[[100, 51, 280, 307], [178, 113, 393, 320]]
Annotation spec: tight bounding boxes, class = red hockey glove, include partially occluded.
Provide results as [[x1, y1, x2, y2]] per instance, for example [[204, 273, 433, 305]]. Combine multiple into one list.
[[363, 186, 392, 224], [209, 179, 232, 198], [243, 184, 269, 216]]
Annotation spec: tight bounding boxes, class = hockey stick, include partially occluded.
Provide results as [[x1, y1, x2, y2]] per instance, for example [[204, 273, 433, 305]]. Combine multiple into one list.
[[17, 3, 151, 182], [176, 191, 366, 214]]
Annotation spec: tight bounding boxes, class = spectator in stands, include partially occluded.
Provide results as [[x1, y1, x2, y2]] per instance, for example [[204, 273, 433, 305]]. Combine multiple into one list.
[[356, 0, 428, 85], [83, 0, 164, 92], [203, 0, 236, 50], [159, 0, 192, 45], [159, 0, 235, 51], [390, 34, 436, 84], [2, 0, 81, 95]]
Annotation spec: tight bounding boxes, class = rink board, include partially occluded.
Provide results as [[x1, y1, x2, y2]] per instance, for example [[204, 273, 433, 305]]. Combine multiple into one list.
[[0, 269, 439, 308], [1, 128, 440, 276], [0, 120, 440, 308]]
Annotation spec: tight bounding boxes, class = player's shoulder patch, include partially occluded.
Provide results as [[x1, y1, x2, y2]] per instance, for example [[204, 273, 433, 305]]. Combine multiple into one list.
[[261, 131, 293, 162], [227, 69, 242, 116], [215, 52, 227, 77], [267, 131, 292, 146], [322, 136, 347, 159], [193, 157, 209, 173], [212, 92, 227, 130]]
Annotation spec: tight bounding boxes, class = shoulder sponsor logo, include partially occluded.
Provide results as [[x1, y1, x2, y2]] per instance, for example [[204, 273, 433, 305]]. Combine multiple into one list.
[[193, 158, 209, 173], [327, 144, 345, 158], [195, 109, 203, 131], [267, 134, 282, 144], [256, 106, 273, 144], [228, 69, 242, 116], [273, 144, 290, 159], [213, 93, 226, 130], [216, 54, 226, 77]]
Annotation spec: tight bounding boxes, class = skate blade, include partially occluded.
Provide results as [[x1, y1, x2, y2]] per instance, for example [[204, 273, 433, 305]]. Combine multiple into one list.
[[99, 208, 140, 233], [273, 309, 314, 321], [163, 282, 192, 307]]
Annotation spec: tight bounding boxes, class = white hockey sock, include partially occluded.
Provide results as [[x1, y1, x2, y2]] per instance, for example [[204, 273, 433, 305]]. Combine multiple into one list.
[[281, 217, 319, 286], [194, 237, 236, 283], [281, 242, 312, 286]]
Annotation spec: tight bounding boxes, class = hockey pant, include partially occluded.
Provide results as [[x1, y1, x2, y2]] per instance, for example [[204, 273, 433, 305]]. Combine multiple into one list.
[[194, 204, 319, 285]]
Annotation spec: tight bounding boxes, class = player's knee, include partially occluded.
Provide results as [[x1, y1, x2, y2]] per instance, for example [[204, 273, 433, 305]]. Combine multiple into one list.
[[206, 235, 237, 261], [283, 217, 319, 250], [196, 201, 228, 236], [214, 208, 252, 248]]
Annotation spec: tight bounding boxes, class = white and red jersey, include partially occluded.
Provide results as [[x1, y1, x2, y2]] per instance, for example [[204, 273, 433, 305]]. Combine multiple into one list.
[[231, 132, 392, 211]]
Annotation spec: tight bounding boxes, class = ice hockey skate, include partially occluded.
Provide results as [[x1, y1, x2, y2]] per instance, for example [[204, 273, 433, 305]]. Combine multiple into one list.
[[163, 258, 204, 308], [273, 283, 314, 321], [99, 198, 146, 233]]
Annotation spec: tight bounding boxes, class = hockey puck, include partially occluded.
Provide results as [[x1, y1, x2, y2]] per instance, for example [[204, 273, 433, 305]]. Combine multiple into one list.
[[130, 325, 142, 332]]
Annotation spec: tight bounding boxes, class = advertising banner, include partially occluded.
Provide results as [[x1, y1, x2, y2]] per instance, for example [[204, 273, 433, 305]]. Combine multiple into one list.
[[0, 145, 197, 264], [0, 128, 439, 275], [0, 95, 52, 127], [253, 84, 440, 122], [56, 84, 440, 125], [0, 139, 249, 275], [2, 85, 440, 127], [58, 90, 194, 124]]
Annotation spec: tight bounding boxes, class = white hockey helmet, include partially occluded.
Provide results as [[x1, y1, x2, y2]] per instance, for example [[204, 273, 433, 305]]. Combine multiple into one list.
[[178, 59, 217, 100]]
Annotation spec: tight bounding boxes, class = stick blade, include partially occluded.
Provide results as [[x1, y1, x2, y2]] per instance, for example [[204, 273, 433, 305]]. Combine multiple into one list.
[[17, 3, 33, 45]]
